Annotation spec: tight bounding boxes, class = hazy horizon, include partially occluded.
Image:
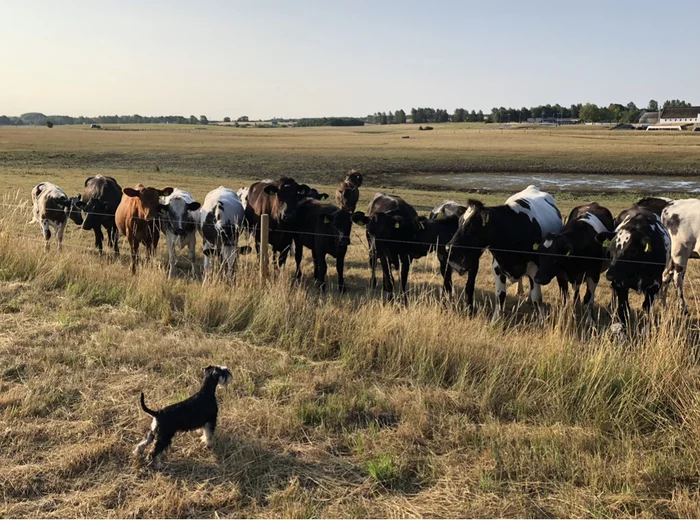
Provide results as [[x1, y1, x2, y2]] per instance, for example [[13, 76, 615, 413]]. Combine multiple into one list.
[[2, 0, 698, 120]]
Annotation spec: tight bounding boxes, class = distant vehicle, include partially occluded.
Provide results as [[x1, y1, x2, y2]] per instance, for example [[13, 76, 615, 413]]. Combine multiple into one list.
[[90, 124, 102, 129]]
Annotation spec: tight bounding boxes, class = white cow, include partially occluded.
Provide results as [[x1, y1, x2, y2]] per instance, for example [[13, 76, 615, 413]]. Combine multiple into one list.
[[160, 189, 201, 277], [199, 186, 246, 281], [661, 198, 700, 313], [30, 182, 84, 251]]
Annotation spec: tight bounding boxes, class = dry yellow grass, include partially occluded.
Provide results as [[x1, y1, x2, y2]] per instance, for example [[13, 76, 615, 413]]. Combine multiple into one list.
[[2, 125, 700, 518]]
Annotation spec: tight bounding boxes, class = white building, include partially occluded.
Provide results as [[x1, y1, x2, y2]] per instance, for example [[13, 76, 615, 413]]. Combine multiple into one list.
[[647, 106, 700, 131]]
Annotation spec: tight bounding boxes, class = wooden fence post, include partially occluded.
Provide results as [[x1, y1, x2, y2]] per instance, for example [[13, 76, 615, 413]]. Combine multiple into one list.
[[260, 213, 269, 281]]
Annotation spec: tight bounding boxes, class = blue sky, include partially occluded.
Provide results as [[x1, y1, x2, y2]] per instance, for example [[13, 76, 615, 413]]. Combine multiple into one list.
[[1, 0, 696, 119]]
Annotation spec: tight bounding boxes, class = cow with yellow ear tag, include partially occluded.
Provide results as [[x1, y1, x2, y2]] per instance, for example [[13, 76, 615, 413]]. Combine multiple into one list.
[[533, 202, 614, 321], [595, 207, 671, 337]]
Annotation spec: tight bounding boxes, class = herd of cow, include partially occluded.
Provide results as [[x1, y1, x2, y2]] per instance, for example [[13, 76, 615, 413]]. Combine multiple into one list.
[[28, 170, 700, 335]]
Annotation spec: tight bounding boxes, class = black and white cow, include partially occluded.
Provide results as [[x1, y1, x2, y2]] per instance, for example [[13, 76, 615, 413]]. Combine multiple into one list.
[[159, 188, 201, 277], [659, 198, 700, 313], [30, 182, 83, 250], [596, 208, 671, 334], [198, 186, 246, 281], [351, 193, 421, 303], [447, 185, 563, 319], [534, 202, 614, 320]]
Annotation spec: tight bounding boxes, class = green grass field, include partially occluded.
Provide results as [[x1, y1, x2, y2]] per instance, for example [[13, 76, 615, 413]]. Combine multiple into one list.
[[3, 125, 700, 518]]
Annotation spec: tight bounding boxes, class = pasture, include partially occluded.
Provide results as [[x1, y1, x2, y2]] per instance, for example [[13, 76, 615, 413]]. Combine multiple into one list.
[[2, 124, 700, 518]]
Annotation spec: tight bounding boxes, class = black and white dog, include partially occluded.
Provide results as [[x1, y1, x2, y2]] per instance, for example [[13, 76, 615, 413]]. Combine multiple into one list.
[[134, 365, 232, 466]]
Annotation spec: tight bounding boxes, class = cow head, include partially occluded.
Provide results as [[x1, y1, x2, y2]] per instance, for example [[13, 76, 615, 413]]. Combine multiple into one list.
[[336, 183, 359, 212], [263, 177, 308, 222], [123, 186, 174, 220], [78, 198, 107, 230], [55, 194, 84, 226], [346, 169, 363, 188], [352, 211, 404, 242], [596, 228, 652, 286], [305, 187, 329, 201], [160, 193, 201, 236], [319, 209, 352, 248], [446, 200, 491, 275], [533, 233, 571, 285]]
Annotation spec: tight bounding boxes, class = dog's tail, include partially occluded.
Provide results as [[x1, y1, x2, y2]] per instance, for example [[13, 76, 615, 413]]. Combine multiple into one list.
[[139, 392, 159, 417]]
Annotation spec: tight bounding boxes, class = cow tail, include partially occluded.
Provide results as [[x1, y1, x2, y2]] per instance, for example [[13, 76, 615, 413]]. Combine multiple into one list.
[[139, 392, 159, 418]]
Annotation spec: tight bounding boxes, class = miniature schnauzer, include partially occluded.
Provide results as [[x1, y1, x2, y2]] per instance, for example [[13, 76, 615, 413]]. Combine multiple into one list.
[[134, 365, 232, 466]]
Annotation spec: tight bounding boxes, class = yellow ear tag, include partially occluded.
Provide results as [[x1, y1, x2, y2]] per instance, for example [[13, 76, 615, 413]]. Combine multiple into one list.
[[484, 214, 489, 224], [602, 239, 611, 248], [159, 208, 167, 215], [419, 221, 425, 230], [532, 242, 539, 250], [323, 216, 330, 224], [644, 243, 651, 253], [394, 222, 400, 229], [566, 249, 572, 256]]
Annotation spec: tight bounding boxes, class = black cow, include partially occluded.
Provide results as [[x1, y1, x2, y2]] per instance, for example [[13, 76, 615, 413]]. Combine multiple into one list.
[[303, 186, 330, 201], [447, 186, 563, 318], [596, 208, 671, 336], [351, 193, 420, 303], [246, 177, 309, 267], [293, 198, 352, 292], [534, 202, 614, 319], [614, 196, 672, 227], [79, 175, 122, 255]]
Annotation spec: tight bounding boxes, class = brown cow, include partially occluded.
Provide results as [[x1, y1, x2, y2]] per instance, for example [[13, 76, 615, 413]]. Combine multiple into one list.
[[245, 177, 308, 267], [335, 170, 363, 212], [115, 184, 173, 274]]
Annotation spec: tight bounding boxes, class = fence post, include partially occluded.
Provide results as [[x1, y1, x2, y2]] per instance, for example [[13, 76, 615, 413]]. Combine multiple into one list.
[[260, 213, 269, 281]]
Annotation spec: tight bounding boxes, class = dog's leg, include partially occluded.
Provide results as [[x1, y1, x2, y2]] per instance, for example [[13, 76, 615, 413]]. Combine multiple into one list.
[[133, 430, 155, 456], [200, 421, 216, 448], [148, 432, 173, 468]]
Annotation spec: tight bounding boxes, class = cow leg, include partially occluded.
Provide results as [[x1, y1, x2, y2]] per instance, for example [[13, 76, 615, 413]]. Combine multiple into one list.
[[642, 284, 660, 337], [612, 285, 630, 337], [368, 233, 378, 289], [41, 219, 51, 251], [130, 241, 139, 275], [526, 262, 543, 315], [166, 234, 177, 278], [438, 249, 453, 298], [465, 266, 478, 314], [222, 245, 236, 277], [315, 251, 328, 292], [379, 254, 394, 302], [556, 273, 568, 304], [583, 275, 599, 322], [55, 220, 66, 251], [110, 225, 120, 256], [516, 278, 524, 296], [492, 260, 507, 322], [187, 234, 196, 274], [399, 253, 411, 305], [294, 238, 303, 283], [277, 245, 290, 269], [336, 247, 347, 294], [202, 248, 213, 283], [93, 227, 104, 255], [666, 248, 690, 314]]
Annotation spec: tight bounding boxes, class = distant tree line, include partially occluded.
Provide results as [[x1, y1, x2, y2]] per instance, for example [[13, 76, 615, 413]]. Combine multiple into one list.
[[295, 117, 365, 127], [0, 112, 218, 126]]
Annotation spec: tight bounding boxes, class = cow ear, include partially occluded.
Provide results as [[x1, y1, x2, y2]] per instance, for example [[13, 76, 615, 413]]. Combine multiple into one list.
[[480, 209, 490, 226], [123, 187, 139, 197], [84, 177, 94, 188], [319, 193, 329, 200], [263, 185, 278, 196], [157, 204, 168, 216], [160, 187, 174, 197], [595, 231, 615, 246], [351, 212, 369, 226], [187, 201, 201, 211], [56, 198, 70, 209], [318, 213, 333, 224], [298, 184, 310, 196], [75, 200, 86, 210]]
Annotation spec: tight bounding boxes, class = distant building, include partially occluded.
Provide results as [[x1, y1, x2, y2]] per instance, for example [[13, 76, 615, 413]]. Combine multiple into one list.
[[637, 111, 659, 125], [646, 106, 700, 131]]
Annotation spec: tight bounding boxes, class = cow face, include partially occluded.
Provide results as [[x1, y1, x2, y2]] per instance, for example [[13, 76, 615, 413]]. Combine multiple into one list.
[[319, 209, 352, 248], [596, 229, 652, 286], [263, 178, 308, 222], [534, 233, 571, 285], [66, 195, 84, 226], [306, 187, 329, 201], [346, 170, 363, 187], [161, 196, 201, 236], [446, 201, 491, 275], [337, 185, 359, 212], [352, 211, 403, 241], [123, 186, 174, 220]]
